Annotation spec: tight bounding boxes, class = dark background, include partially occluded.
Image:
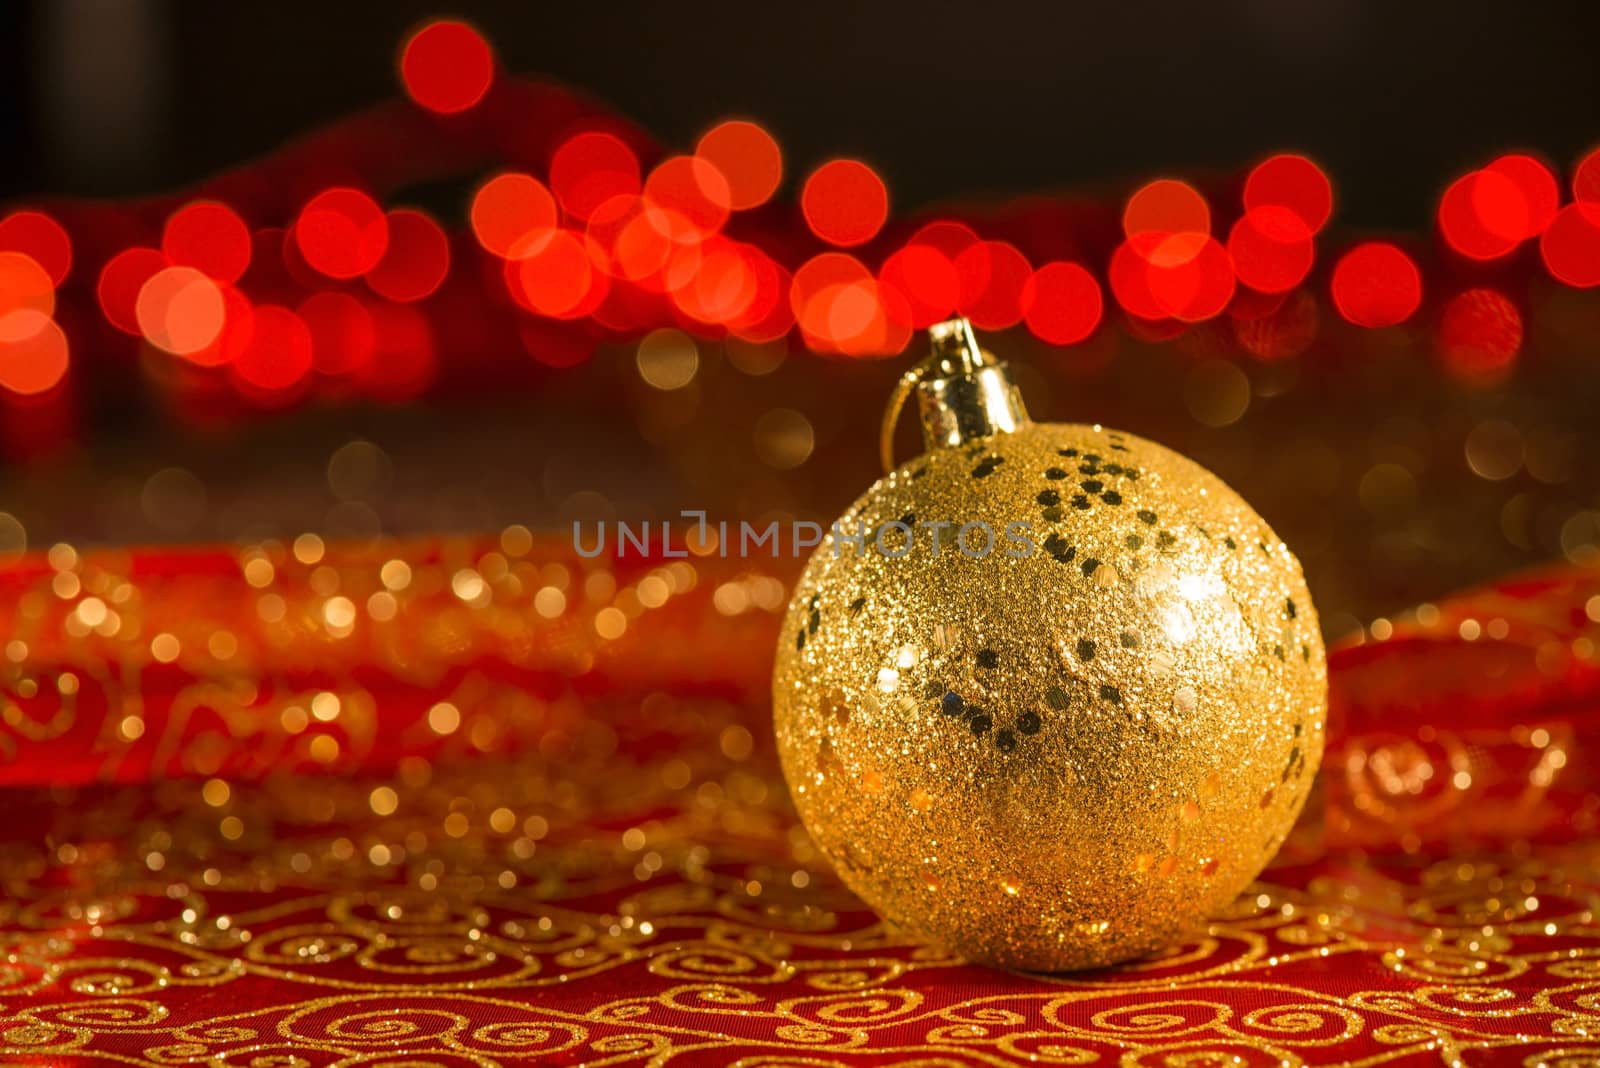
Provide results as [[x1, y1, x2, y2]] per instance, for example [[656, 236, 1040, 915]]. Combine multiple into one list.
[[3, 0, 1598, 228], [0, 0, 1595, 628]]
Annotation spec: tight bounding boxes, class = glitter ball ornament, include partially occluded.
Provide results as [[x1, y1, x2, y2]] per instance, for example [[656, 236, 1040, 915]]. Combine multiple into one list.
[[773, 318, 1327, 971]]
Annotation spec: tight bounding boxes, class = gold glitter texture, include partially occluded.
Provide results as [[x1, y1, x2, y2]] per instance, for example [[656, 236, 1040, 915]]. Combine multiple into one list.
[[774, 422, 1328, 970]]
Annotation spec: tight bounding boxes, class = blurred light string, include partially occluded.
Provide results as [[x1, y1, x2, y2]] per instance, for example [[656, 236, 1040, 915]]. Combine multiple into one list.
[[0, 16, 1596, 418]]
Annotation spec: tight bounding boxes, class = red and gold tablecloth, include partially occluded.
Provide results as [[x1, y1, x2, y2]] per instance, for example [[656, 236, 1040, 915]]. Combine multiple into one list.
[[1, 535, 1597, 1066]]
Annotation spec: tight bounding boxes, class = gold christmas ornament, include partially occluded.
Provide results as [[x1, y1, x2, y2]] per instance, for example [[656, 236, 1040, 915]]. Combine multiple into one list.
[[773, 318, 1327, 971]]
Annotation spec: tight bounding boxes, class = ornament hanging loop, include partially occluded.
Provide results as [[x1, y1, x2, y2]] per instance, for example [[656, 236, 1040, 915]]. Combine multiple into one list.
[[877, 360, 935, 474], [878, 317, 1032, 473]]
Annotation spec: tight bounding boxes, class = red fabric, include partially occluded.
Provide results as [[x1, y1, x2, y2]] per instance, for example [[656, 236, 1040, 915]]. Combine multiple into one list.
[[0, 538, 1595, 1065]]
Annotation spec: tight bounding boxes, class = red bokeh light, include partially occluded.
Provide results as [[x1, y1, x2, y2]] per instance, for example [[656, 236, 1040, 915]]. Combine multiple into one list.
[[1145, 233, 1235, 322], [794, 274, 907, 357], [879, 245, 959, 329], [1228, 206, 1314, 294], [1439, 170, 1524, 260], [725, 253, 793, 343], [0, 306, 46, 344], [400, 20, 494, 114], [801, 160, 888, 248], [673, 239, 758, 325], [1111, 232, 1235, 323], [163, 200, 252, 283], [827, 282, 883, 347], [1572, 147, 1600, 204], [954, 241, 1031, 329], [695, 121, 783, 211], [1123, 179, 1209, 238], [0, 252, 55, 321], [1485, 154, 1558, 237], [294, 188, 390, 280], [550, 132, 641, 221], [1244, 155, 1333, 234], [697, 249, 761, 324], [0, 313, 68, 396], [791, 252, 878, 352], [507, 230, 608, 319], [644, 155, 731, 235], [232, 305, 314, 393], [848, 282, 912, 356], [658, 234, 704, 296], [1109, 236, 1168, 322], [1439, 288, 1521, 382], [471, 173, 557, 259], [1540, 202, 1600, 287], [136, 266, 226, 355], [176, 285, 254, 369], [299, 292, 377, 376], [1330, 242, 1422, 327], [906, 221, 980, 260], [1020, 262, 1103, 345], [366, 209, 450, 303], [1440, 157, 1557, 261], [602, 199, 682, 287], [792, 253, 870, 313], [582, 194, 639, 256], [98, 247, 167, 336], [20, 103, 1588, 403], [0, 211, 72, 286]]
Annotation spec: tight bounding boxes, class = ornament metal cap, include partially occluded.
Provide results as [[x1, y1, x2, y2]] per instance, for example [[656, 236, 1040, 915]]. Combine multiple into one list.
[[878, 317, 1031, 472]]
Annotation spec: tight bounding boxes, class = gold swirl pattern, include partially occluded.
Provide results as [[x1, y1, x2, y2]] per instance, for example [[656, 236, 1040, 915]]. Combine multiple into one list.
[[0, 753, 1595, 1065], [0, 539, 1597, 1063]]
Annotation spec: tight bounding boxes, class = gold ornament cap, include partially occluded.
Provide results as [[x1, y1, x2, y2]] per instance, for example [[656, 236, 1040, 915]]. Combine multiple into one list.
[[879, 317, 1030, 472]]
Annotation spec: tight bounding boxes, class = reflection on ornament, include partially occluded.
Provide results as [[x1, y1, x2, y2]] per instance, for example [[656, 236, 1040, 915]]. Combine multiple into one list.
[[773, 318, 1328, 971]]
